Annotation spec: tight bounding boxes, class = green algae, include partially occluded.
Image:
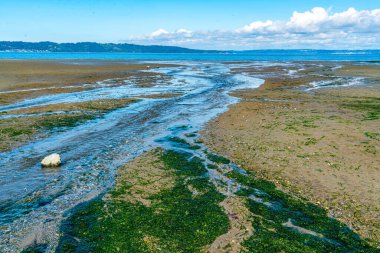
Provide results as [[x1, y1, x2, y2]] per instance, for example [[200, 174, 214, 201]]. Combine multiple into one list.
[[284, 115, 320, 132], [21, 244, 47, 253], [305, 137, 318, 146], [57, 150, 229, 252], [365, 131, 380, 140], [56, 146, 378, 252], [38, 114, 95, 130], [343, 98, 380, 120], [206, 153, 230, 164], [166, 137, 202, 150], [167, 137, 189, 145], [185, 133, 197, 138], [0, 128, 33, 137], [225, 169, 378, 252]]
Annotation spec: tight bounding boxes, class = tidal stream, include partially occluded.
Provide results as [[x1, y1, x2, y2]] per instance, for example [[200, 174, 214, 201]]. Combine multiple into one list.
[[0, 62, 264, 252]]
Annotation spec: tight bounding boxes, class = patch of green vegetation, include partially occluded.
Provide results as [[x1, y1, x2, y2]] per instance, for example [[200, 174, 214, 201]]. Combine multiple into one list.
[[364, 112, 380, 120], [160, 150, 207, 177], [168, 136, 189, 145], [305, 137, 318, 146], [167, 137, 201, 151], [365, 132, 380, 140], [206, 153, 230, 164], [37, 114, 95, 130], [225, 170, 377, 252], [207, 163, 218, 170], [284, 116, 320, 132], [109, 183, 131, 198], [21, 244, 47, 253], [79, 98, 138, 112], [166, 137, 202, 151], [185, 133, 197, 138], [57, 150, 229, 252], [0, 128, 33, 137], [262, 121, 280, 130], [168, 125, 190, 132], [343, 98, 380, 120], [189, 144, 201, 150], [364, 145, 377, 155]]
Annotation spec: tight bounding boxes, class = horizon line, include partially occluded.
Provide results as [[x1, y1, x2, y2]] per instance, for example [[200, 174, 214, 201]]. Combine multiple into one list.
[[1, 41, 380, 52]]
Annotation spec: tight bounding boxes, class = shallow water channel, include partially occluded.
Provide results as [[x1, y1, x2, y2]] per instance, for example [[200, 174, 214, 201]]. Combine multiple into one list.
[[0, 61, 264, 251]]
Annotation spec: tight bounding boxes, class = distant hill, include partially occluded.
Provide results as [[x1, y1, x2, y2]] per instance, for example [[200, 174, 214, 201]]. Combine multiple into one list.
[[0, 41, 220, 53]]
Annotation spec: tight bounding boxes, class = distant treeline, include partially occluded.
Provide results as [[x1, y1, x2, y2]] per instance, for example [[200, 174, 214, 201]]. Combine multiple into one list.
[[0, 41, 219, 53]]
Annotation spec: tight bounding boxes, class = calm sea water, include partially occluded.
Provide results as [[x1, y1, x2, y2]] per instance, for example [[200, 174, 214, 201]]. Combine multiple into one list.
[[1, 50, 380, 61]]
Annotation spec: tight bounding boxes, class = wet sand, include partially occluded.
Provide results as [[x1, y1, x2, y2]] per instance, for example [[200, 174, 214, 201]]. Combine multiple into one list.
[[0, 60, 175, 152], [202, 64, 380, 244], [0, 60, 173, 105], [0, 60, 168, 91]]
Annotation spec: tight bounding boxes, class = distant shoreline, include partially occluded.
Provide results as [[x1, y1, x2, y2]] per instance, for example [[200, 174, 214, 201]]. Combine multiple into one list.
[[1, 50, 380, 61]]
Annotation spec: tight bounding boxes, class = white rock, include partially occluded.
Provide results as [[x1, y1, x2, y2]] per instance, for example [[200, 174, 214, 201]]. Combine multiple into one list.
[[41, 153, 61, 167]]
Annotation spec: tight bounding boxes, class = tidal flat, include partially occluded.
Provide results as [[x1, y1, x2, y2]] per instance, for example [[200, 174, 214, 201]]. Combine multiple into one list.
[[0, 60, 379, 252], [202, 64, 380, 246]]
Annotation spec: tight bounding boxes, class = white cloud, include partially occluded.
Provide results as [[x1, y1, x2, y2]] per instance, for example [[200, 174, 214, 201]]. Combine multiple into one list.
[[150, 29, 170, 37], [328, 8, 380, 32], [238, 7, 380, 34], [239, 20, 274, 33], [176, 28, 192, 34], [127, 7, 380, 49], [146, 28, 193, 41], [287, 7, 329, 32]]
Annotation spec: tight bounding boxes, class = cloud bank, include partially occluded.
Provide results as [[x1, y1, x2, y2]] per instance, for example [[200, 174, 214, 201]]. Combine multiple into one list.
[[128, 7, 380, 50]]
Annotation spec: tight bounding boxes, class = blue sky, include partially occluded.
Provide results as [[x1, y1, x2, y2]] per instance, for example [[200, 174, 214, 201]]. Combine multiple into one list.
[[1, 1, 379, 49]]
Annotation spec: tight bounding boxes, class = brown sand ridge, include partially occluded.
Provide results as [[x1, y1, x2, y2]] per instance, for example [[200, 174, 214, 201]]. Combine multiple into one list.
[[110, 149, 175, 207], [206, 197, 253, 253], [202, 64, 380, 244]]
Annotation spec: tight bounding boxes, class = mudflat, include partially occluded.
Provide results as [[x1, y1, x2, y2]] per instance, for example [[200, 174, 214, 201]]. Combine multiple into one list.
[[0, 60, 174, 151], [0, 60, 167, 90], [202, 64, 380, 244], [0, 60, 173, 105]]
